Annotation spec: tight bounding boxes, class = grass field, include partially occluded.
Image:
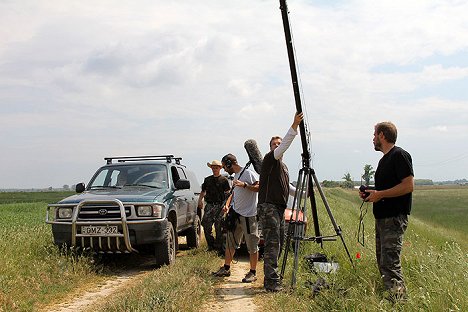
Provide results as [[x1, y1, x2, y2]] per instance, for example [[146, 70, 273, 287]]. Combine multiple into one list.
[[0, 187, 466, 311], [0, 200, 104, 311], [260, 186, 467, 311], [411, 186, 468, 245]]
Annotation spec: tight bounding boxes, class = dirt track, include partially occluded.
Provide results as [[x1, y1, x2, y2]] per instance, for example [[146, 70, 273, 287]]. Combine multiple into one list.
[[203, 255, 261, 312], [42, 250, 260, 312], [44, 269, 148, 312], [41, 254, 157, 312]]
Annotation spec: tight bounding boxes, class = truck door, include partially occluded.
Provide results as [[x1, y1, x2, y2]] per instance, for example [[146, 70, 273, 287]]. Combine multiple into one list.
[[171, 166, 189, 231]]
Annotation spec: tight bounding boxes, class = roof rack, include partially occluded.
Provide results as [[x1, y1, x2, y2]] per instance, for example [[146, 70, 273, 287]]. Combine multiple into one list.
[[104, 155, 182, 165]]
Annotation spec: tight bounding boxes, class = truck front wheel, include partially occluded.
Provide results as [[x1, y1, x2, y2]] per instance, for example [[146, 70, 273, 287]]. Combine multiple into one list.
[[155, 221, 176, 266]]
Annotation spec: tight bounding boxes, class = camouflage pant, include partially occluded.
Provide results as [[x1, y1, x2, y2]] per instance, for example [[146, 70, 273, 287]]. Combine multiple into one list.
[[375, 214, 408, 291], [201, 202, 224, 250], [258, 202, 285, 288]]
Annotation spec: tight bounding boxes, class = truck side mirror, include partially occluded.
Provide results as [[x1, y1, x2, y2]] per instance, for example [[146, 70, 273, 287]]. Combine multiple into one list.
[[76, 183, 85, 193], [175, 179, 190, 190]]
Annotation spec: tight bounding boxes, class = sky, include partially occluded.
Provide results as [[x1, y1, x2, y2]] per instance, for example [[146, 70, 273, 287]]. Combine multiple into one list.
[[1, 0, 468, 189]]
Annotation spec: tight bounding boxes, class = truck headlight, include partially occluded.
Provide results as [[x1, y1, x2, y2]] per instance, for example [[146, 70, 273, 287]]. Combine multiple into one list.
[[137, 206, 153, 217], [57, 207, 73, 219], [137, 204, 163, 218]]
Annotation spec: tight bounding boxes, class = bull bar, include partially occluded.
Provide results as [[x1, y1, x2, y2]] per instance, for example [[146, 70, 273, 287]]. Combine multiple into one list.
[[46, 199, 163, 253]]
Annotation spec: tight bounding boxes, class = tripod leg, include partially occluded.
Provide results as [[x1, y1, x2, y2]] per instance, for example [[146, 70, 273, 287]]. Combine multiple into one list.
[[290, 169, 309, 287], [280, 168, 305, 280], [280, 220, 293, 279], [311, 171, 354, 266]]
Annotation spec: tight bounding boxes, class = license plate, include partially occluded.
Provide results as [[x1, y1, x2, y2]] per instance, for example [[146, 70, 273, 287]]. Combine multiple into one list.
[[81, 225, 119, 235]]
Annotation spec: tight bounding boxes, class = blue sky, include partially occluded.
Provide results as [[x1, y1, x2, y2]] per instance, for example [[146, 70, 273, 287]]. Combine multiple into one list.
[[1, 0, 467, 188]]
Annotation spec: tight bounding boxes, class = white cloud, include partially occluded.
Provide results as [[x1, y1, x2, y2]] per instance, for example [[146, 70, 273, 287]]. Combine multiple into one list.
[[1, 0, 468, 188], [431, 125, 448, 132]]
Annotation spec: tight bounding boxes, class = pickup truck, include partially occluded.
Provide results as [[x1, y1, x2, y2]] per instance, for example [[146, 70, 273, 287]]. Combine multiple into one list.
[[46, 155, 201, 266]]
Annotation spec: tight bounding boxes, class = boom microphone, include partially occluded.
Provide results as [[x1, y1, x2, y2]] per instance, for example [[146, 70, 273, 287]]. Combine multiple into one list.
[[244, 139, 263, 174]]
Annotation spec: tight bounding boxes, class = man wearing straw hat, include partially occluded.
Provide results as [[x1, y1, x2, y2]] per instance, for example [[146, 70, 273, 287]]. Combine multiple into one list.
[[198, 160, 231, 253]]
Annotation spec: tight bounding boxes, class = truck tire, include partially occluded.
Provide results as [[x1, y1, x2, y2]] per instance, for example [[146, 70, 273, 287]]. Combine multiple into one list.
[[186, 215, 201, 248], [155, 221, 176, 266]]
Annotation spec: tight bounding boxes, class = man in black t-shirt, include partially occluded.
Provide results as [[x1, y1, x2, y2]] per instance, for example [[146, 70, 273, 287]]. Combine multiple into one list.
[[359, 121, 414, 301], [198, 160, 230, 253]]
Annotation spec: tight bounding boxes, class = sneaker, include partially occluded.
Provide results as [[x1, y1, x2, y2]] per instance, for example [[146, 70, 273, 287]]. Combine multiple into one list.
[[242, 271, 257, 283], [212, 266, 231, 277], [265, 284, 283, 292]]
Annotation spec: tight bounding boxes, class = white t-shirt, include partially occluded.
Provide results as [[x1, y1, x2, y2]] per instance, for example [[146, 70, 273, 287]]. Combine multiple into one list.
[[232, 167, 259, 217]]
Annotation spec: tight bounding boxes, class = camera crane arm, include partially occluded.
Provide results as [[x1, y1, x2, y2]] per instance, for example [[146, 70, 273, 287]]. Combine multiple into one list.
[[279, 0, 321, 239], [278, 1, 354, 284]]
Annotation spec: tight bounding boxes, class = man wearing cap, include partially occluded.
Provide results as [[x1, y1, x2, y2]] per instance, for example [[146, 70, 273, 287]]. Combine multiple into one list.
[[212, 153, 260, 283], [198, 160, 231, 253]]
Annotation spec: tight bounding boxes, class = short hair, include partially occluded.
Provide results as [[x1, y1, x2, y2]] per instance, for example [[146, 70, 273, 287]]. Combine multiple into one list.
[[221, 153, 237, 166], [269, 136, 282, 147], [375, 121, 397, 144]]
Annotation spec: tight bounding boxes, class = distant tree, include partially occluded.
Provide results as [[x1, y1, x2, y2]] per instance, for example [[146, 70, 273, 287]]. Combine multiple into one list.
[[63, 184, 70, 190], [342, 172, 352, 182], [341, 172, 354, 189], [362, 164, 375, 186], [322, 180, 340, 188], [414, 179, 434, 186]]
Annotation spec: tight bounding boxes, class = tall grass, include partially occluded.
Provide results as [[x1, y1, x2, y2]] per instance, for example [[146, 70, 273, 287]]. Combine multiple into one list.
[[88, 250, 219, 312], [260, 187, 468, 311], [0, 200, 102, 312]]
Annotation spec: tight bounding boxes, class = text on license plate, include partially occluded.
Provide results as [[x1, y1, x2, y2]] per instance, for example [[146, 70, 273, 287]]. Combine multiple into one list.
[[81, 225, 119, 235]]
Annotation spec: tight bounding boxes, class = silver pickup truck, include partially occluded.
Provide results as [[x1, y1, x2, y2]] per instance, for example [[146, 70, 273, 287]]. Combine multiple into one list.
[[46, 155, 201, 266]]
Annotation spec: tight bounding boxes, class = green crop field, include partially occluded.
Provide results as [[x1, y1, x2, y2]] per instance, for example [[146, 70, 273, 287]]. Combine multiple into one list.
[[411, 186, 468, 244], [0, 192, 104, 311], [0, 188, 466, 311]]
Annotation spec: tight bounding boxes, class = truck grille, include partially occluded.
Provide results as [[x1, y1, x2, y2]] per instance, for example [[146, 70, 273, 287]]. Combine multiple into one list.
[[78, 203, 131, 220], [78, 236, 130, 253]]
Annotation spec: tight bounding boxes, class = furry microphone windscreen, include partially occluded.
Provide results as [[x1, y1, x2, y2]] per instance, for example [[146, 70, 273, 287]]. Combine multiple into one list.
[[244, 139, 263, 174]]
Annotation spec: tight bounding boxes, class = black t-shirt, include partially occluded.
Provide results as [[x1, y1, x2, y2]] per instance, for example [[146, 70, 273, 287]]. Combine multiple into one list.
[[258, 151, 289, 208], [374, 146, 414, 219], [201, 175, 230, 203]]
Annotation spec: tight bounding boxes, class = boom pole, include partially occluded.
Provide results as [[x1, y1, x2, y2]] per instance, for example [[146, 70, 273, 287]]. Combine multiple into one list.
[[279, 0, 321, 239], [278, 1, 354, 287], [279, 0, 310, 168]]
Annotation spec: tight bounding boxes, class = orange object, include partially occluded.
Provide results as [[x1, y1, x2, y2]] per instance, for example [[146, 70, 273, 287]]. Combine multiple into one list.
[[284, 208, 307, 222]]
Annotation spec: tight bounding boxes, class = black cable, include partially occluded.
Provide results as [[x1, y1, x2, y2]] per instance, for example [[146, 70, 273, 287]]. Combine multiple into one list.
[[357, 200, 368, 247]]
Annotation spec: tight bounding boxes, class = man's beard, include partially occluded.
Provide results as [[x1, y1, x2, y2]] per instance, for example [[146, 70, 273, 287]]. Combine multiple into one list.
[[374, 139, 382, 151]]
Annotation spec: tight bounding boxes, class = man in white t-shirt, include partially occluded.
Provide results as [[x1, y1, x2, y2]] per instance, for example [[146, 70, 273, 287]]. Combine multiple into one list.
[[212, 153, 260, 283]]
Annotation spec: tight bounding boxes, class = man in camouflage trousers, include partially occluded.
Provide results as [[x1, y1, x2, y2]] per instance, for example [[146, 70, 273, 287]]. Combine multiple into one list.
[[257, 112, 303, 292], [359, 121, 413, 301], [198, 160, 231, 253]]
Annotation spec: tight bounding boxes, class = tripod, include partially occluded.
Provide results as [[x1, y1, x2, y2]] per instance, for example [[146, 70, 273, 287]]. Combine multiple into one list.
[[280, 166, 354, 287], [278, 0, 353, 288]]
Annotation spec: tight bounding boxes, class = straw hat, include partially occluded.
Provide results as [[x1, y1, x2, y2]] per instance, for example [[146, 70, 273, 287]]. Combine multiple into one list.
[[207, 160, 222, 168]]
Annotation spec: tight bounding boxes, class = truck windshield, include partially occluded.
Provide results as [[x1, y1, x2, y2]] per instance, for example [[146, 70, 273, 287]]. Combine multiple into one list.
[[88, 164, 168, 189]]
